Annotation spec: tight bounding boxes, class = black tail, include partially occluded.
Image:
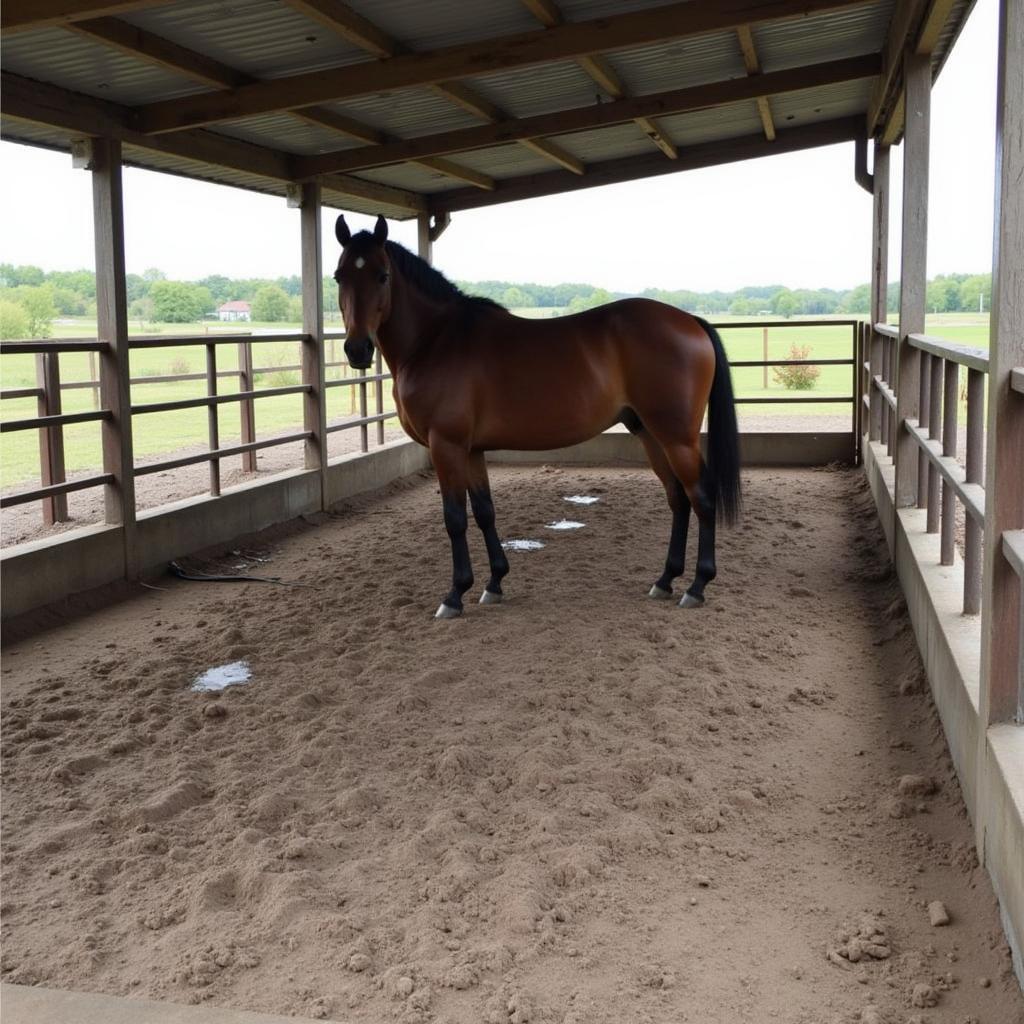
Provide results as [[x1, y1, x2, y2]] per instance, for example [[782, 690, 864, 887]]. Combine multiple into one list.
[[693, 316, 741, 525]]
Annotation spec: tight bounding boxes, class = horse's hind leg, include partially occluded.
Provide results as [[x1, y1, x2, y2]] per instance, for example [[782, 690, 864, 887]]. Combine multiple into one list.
[[633, 426, 692, 599], [652, 438, 718, 609], [468, 452, 509, 604], [429, 436, 474, 619]]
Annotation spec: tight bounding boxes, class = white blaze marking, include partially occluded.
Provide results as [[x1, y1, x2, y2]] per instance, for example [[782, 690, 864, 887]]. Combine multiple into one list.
[[354, 256, 365, 269]]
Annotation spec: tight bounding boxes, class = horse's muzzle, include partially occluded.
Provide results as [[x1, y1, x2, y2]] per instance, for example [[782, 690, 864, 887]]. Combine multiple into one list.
[[344, 336, 374, 370]]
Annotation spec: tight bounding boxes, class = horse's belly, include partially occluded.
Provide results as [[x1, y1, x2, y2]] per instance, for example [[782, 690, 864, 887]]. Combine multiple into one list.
[[475, 387, 620, 452]]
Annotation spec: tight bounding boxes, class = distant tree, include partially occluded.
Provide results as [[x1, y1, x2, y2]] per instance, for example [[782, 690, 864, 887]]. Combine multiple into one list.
[[252, 285, 290, 322], [841, 283, 871, 314], [199, 274, 233, 306], [143, 267, 167, 282], [129, 297, 155, 323], [275, 275, 302, 297], [0, 300, 29, 339], [729, 297, 756, 316], [287, 296, 303, 322], [151, 281, 211, 322], [927, 277, 959, 313], [17, 286, 56, 337], [50, 287, 86, 316], [501, 286, 533, 308], [772, 288, 797, 318], [957, 274, 990, 313]]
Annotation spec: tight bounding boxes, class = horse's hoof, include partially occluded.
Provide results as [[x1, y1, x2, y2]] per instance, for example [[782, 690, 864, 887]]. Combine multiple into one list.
[[479, 589, 502, 605], [678, 592, 705, 609], [648, 584, 673, 600], [434, 603, 462, 619]]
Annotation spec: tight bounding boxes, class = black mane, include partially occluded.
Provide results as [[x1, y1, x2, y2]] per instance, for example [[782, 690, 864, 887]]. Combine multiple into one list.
[[344, 231, 504, 311], [385, 240, 505, 311]]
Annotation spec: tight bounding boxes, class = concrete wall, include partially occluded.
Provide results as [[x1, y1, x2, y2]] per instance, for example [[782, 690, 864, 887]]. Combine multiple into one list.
[[863, 438, 1024, 982]]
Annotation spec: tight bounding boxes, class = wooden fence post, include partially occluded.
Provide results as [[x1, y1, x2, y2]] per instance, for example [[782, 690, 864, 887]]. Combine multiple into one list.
[[91, 136, 136, 575], [237, 339, 257, 472], [894, 52, 930, 509], [300, 182, 327, 507], [979, 0, 1024, 730], [35, 351, 69, 524], [869, 142, 890, 442]]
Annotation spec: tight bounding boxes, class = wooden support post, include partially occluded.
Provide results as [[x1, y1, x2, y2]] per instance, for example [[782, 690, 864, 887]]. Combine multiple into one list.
[[417, 212, 433, 264], [300, 182, 327, 506], [964, 369, 985, 614], [92, 136, 136, 573], [762, 327, 768, 389], [917, 352, 931, 508], [206, 343, 220, 497], [926, 352, 941, 532], [940, 359, 957, 565], [979, 0, 1024, 727], [35, 351, 69, 524], [238, 339, 257, 472], [894, 52, 930, 509], [375, 349, 384, 446], [869, 143, 889, 443]]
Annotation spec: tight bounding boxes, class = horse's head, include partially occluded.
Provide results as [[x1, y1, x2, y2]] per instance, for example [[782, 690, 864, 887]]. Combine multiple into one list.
[[334, 214, 392, 370]]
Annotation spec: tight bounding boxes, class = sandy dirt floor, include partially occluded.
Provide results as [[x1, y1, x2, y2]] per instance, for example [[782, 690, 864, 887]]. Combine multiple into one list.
[[1, 466, 1021, 1024]]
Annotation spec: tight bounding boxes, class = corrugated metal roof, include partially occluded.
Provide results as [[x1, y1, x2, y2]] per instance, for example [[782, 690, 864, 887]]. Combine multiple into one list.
[[0, 0, 977, 214]]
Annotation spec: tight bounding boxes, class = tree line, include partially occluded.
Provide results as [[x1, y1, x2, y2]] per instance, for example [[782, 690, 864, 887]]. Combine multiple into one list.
[[0, 262, 992, 339]]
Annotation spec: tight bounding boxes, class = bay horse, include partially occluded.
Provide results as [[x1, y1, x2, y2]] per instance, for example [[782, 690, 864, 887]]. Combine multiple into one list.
[[334, 215, 741, 619]]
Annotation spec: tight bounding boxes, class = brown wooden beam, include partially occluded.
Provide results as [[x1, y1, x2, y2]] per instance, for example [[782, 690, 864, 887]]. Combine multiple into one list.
[[293, 54, 880, 179], [519, 0, 677, 159], [867, 0, 931, 137], [0, 72, 427, 215], [1, 0, 171, 33], [427, 115, 863, 214], [916, 0, 961, 54], [737, 25, 777, 140], [134, 0, 872, 133]]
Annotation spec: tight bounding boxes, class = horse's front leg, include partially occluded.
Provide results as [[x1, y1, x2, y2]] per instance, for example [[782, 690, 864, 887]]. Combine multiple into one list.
[[430, 437, 474, 619], [468, 451, 509, 604]]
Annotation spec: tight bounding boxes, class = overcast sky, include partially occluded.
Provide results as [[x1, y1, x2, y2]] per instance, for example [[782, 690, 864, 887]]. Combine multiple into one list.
[[0, 0, 998, 294]]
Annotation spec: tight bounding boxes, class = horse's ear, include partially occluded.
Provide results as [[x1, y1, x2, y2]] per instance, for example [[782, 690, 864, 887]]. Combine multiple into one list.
[[373, 215, 388, 243], [335, 215, 351, 246]]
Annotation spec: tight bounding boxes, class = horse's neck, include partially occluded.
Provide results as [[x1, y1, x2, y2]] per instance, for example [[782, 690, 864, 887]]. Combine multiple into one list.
[[377, 274, 450, 375]]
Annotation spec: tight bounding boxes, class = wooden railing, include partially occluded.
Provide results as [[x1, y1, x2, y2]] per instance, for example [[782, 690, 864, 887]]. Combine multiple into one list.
[[0, 330, 399, 522]]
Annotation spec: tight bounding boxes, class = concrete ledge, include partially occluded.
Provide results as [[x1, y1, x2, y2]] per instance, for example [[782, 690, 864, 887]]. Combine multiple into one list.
[[489, 430, 854, 467], [325, 437, 431, 506], [862, 438, 1023, 985], [137, 468, 321, 572], [0, 983, 341, 1024], [984, 725, 1024, 982], [0, 523, 125, 620]]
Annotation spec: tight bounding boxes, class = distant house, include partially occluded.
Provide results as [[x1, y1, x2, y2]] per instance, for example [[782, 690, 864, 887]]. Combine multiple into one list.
[[217, 300, 251, 322]]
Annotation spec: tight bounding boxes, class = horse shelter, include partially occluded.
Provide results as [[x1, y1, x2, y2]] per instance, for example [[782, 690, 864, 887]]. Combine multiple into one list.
[[1, 2, 1022, 1022]]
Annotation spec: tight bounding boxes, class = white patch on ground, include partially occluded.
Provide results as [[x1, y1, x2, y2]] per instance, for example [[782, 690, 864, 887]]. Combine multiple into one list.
[[502, 539, 545, 551], [191, 661, 252, 692], [546, 519, 585, 530], [564, 495, 600, 505]]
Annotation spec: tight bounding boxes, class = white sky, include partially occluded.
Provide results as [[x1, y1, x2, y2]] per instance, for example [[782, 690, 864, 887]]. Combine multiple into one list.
[[0, 0, 998, 294]]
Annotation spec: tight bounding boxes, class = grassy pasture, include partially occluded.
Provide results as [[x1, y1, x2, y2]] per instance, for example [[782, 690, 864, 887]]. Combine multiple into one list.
[[0, 314, 991, 488]]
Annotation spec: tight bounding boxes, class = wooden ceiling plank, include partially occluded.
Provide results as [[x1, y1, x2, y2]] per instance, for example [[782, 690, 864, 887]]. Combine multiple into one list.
[[519, 137, 585, 174], [291, 108, 385, 146], [291, 53, 879, 178], [280, 0, 400, 59], [67, 17, 251, 89], [133, 0, 873, 133], [636, 116, 678, 159], [427, 116, 863, 214], [916, 0, 959, 54], [431, 81, 504, 121], [412, 157, 496, 190], [736, 25, 777, 141], [1, 1, 172, 34]]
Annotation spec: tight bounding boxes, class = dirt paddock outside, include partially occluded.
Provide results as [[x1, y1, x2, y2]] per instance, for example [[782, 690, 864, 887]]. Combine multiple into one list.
[[1, 465, 1021, 1024]]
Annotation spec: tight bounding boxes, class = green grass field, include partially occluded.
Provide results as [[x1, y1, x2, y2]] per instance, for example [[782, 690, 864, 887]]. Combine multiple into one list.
[[0, 313, 992, 489]]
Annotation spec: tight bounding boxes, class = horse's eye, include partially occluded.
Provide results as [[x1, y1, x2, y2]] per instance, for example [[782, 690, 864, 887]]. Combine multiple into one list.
[[379, 272, 389, 285]]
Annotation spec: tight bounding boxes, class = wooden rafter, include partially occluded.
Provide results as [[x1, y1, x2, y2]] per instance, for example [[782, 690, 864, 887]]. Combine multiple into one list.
[[0, 0, 171, 34], [736, 25, 776, 141], [427, 116, 863, 215], [519, 0, 677, 160], [63, 13, 491, 188], [866, 0, 932, 138], [134, 0, 872, 133], [292, 54, 880, 179], [0, 72, 427, 215], [281, 0, 583, 175]]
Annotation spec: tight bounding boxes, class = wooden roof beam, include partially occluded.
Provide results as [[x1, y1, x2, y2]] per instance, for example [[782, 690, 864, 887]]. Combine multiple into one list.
[[0, 0, 172, 34], [427, 116, 863, 215], [736, 25, 777, 141], [134, 0, 872, 133], [62, 11, 490, 187], [521, 0, 677, 159], [292, 53, 880, 179], [282, 0, 583, 176], [0, 72, 426, 215]]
